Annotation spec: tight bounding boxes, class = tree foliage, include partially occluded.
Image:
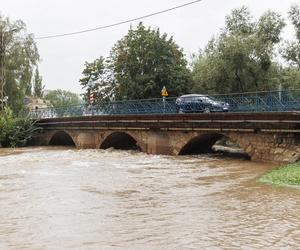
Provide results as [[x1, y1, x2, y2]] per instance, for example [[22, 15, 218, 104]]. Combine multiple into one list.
[[110, 23, 192, 100], [0, 107, 40, 147], [281, 4, 300, 69], [33, 67, 44, 98], [192, 7, 285, 94], [0, 15, 40, 112], [79, 56, 115, 103], [44, 89, 81, 108], [80, 23, 192, 102]]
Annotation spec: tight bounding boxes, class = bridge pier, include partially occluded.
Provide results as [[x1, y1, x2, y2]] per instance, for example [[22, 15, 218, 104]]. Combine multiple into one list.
[[145, 131, 171, 155], [75, 132, 98, 149]]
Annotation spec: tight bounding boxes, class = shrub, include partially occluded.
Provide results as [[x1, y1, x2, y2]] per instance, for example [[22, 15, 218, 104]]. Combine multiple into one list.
[[259, 163, 300, 187], [0, 108, 40, 147]]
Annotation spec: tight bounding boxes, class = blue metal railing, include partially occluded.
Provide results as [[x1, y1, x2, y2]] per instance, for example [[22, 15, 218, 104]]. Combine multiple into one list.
[[30, 89, 300, 119]]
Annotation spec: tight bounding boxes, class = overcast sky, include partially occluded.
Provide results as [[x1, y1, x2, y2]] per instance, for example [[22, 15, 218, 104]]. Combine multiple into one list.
[[1, 0, 298, 94]]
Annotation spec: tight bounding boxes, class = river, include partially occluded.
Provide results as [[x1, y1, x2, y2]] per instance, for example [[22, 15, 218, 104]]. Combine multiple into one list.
[[0, 147, 300, 249]]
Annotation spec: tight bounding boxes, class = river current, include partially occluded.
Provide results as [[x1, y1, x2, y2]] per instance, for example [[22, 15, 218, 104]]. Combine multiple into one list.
[[0, 147, 300, 249]]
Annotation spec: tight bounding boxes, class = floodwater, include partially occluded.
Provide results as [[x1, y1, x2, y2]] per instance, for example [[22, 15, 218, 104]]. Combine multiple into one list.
[[0, 147, 300, 249]]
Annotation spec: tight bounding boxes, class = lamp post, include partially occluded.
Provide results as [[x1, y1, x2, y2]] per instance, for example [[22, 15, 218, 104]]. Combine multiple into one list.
[[0, 27, 17, 112]]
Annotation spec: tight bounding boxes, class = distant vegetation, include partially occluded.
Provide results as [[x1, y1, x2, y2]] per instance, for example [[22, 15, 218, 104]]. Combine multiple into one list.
[[44, 89, 81, 108]]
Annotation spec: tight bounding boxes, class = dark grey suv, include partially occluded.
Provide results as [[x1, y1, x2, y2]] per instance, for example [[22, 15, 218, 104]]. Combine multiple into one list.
[[175, 94, 229, 113]]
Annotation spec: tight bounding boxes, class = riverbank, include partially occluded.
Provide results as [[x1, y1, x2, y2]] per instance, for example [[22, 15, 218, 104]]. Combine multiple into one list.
[[259, 162, 300, 187]]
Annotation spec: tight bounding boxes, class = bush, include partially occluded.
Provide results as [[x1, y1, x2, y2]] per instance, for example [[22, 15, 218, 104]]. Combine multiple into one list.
[[0, 108, 41, 147], [259, 163, 300, 187]]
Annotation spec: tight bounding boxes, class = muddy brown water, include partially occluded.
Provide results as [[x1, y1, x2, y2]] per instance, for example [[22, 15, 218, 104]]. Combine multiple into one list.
[[0, 147, 300, 249]]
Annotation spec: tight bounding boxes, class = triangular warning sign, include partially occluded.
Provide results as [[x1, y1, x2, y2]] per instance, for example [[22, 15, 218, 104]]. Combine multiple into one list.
[[161, 86, 169, 97]]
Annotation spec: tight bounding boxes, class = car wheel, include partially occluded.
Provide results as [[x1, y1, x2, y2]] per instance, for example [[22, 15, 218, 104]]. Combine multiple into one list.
[[204, 107, 210, 113]]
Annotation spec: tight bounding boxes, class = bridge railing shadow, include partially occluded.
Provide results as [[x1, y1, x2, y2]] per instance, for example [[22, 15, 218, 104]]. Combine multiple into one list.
[[30, 89, 300, 119]]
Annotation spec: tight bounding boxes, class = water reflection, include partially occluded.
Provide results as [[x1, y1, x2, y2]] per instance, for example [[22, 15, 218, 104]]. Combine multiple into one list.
[[0, 147, 299, 249]]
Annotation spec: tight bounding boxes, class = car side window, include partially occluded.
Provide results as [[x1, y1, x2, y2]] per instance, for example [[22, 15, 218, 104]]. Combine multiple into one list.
[[201, 97, 210, 103], [184, 97, 192, 102]]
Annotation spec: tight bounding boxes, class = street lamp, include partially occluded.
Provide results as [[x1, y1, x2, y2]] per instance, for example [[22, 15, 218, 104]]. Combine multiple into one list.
[[0, 27, 17, 112]]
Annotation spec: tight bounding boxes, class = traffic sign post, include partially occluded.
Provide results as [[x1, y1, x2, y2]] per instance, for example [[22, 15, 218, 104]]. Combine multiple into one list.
[[161, 86, 169, 113]]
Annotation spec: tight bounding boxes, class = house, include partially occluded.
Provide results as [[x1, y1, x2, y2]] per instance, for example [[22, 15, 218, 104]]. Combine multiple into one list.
[[24, 96, 52, 111]]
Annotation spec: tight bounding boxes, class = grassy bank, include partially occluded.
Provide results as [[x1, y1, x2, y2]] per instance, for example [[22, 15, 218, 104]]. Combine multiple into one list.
[[259, 162, 300, 187]]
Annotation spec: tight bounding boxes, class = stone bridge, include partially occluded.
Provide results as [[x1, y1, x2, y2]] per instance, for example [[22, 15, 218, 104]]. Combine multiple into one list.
[[34, 112, 300, 163]]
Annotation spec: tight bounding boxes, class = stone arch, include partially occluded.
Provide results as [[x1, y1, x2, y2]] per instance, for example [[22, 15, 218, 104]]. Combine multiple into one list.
[[100, 131, 141, 151], [179, 133, 222, 155], [48, 131, 76, 147], [178, 132, 250, 159]]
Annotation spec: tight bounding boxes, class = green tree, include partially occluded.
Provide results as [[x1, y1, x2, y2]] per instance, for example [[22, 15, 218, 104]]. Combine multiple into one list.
[[280, 67, 300, 88], [281, 5, 300, 69], [79, 56, 115, 103], [192, 7, 285, 94], [111, 23, 192, 99], [79, 23, 192, 101], [0, 15, 40, 112], [44, 89, 81, 108], [33, 67, 44, 98]]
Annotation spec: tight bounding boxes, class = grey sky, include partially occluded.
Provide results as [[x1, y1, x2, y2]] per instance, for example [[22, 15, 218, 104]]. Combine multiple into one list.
[[1, 0, 298, 93]]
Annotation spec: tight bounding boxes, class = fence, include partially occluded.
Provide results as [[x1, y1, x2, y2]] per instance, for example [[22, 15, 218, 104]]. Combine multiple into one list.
[[30, 89, 300, 119]]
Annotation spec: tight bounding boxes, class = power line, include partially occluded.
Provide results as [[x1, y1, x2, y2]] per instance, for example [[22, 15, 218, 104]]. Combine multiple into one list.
[[35, 0, 202, 40]]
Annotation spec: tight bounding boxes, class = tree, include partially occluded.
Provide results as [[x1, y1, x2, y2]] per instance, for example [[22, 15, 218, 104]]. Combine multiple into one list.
[[79, 56, 115, 104], [33, 67, 44, 98], [280, 67, 300, 89], [281, 5, 300, 69], [288, 4, 300, 40], [44, 89, 81, 108], [111, 23, 192, 99], [79, 23, 192, 101], [192, 7, 285, 94], [0, 15, 40, 112]]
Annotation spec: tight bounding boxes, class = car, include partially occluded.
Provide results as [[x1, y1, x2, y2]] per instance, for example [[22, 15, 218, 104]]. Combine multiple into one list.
[[175, 94, 229, 113]]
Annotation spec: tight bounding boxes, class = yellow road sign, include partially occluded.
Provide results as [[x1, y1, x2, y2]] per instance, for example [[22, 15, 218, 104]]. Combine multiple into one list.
[[161, 86, 168, 97]]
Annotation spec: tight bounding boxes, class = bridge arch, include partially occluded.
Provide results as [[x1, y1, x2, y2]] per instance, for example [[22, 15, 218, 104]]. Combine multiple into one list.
[[178, 132, 250, 159], [48, 131, 76, 147], [100, 131, 142, 151]]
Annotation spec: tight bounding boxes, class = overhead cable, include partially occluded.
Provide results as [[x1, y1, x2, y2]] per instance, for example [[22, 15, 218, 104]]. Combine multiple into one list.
[[35, 0, 202, 40]]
